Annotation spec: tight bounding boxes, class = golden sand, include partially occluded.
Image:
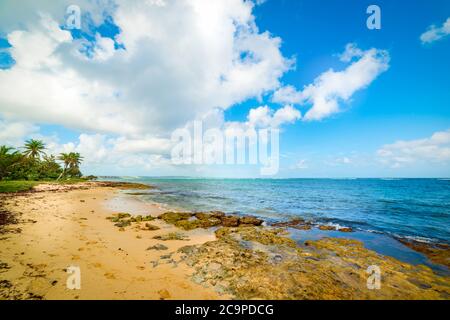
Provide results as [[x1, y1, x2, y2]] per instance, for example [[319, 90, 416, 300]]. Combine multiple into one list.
[[0, 185, 222, 300]]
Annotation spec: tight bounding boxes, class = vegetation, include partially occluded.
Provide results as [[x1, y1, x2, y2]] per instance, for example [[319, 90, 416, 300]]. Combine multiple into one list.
[[0, 180, 38, 193], [0, 139, 85, 182]]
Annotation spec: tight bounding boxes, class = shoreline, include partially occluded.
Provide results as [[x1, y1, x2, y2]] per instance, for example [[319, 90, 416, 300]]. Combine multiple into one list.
[[0, 181, 449, 300], [0, 182, 223, 300]]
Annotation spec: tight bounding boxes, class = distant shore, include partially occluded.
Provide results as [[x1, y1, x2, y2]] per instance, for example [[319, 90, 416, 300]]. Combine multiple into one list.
[[0, 181, 449, 300]]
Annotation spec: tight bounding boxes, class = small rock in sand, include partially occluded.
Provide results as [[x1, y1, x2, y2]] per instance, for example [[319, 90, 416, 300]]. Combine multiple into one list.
[[147, 244, 168, 251], [158, 289, 171, 300]]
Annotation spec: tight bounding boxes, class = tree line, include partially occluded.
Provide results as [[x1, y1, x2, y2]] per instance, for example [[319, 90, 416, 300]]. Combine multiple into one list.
[[0, 139, 85, 181]]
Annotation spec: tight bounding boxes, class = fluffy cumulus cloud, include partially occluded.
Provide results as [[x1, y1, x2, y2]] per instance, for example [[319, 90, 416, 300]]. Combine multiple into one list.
[[0, 0, 298, 175], [273, 43, 390, 120], [420, 17, 450, 44], [0, 119, 39, 146], [247, 105, 301, 128], [377, 129, 450, 168], [0, 0, 292, 138], [0, 1, 394, 176]]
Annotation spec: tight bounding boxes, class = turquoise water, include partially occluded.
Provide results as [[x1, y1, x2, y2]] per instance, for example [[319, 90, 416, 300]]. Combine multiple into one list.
[[104, 177, 450, 245]]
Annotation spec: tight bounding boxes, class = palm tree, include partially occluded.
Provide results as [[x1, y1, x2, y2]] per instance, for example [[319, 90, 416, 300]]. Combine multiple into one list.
[[0, 145, 17, 156], [57, 153, 71, 181], [0, 146, 21, 180], [57, 152, 83, 180], [23, 139, 46, 160], [69, 152, 83, 168]]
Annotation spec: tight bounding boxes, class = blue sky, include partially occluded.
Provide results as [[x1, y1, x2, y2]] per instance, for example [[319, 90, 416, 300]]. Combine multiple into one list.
[[226, 0, 450, 177], [0, 0, 449, 177]]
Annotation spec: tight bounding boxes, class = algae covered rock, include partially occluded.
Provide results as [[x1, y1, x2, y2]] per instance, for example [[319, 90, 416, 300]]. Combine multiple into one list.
[[239, 216, 263, 226], [153, 232, 189, 241], [114, 220, 131, 228], [178, 227, 450, 300], [158, 212, 193, 224], [144, 223, 160, 231], [147, 244, 168, 251], [318, 225, 337, 231], [156, 210, 266, 230], [221, 216, 239, 227], [271, 218, 312, 230]]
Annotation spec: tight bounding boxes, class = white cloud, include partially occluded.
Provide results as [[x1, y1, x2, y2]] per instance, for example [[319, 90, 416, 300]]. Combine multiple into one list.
[[0, 119, 39, 146], [420, 17, 450, 44], [377, 129, 450, 168], [247, 105, 301, 128], [0, 0, 293, 137], [273, 43, 390, 121]]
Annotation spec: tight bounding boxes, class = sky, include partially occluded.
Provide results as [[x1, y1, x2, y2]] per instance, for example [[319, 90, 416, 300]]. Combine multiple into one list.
[[0, 0, 449, 178]]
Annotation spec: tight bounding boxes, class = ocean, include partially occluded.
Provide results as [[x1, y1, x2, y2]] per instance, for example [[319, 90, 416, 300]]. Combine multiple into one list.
[[102, 177, 450, 270]]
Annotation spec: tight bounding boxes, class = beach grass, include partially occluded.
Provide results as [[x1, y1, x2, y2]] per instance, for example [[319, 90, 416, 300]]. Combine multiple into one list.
[[0, 180, 39, 193], [0, 178, 92, 193]]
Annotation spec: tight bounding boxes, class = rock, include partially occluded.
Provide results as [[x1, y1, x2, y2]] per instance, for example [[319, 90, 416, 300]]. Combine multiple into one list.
[[117, 213, 131, 219], [158, 289, 171, 300], [178, 245, 198, 255], [408, 278, 432, 290], [0, 262, 10, 271], [157, 211, 265, 230], [271, 219, 312, 230], [192, 274, 205, 284], [194, 212, 211, 220], [142, 215, 155, 221], [318, 225, 336, 231], [114, 220, 131, 228], [338, 227, 353, 233], [396, 238, 450, 268], [175, 216, 221, 230], [177, 229, 450, 300], [206, 262, 222, 272], [144, 223, 160, 231], [210, 211, 226, 218], [239, 216, 263, 226], [150, 260, 159, 268], [147, 244, 168, 251], [158, 212, 193, 224], [221, 216, 240, 227], [293, 224, 312, 230], [271, 219, 305, 227], [153, 232, 189, 241]]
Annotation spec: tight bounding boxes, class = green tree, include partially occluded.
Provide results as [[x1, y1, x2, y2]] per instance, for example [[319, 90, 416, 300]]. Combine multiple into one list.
[[57, 152, 83, 180], [0, 146, 21, 180], [23, 139, 46, 160], [38, 155, 63, 179]]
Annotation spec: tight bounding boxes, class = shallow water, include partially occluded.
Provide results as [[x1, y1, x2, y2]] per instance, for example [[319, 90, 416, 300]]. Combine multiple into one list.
[[100, 177, 450, 272], [102, 177, 450, 244]]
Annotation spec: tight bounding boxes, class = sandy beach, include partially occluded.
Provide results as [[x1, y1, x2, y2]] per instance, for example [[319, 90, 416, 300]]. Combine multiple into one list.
[[0, 182, 222, 300], [0, 182, 449, 300]]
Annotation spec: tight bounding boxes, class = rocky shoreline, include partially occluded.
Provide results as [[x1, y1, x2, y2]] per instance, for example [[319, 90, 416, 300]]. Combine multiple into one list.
[[176, 227, 450, 299], [104, 207, 450, 299], [1, 181, 449, 300]]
